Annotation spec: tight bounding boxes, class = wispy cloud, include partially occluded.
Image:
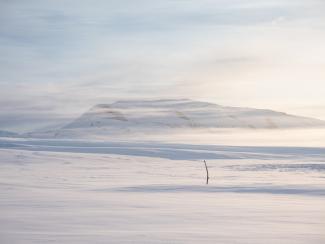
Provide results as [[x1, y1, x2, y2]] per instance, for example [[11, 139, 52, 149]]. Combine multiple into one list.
[[1, 0, 325, 131]]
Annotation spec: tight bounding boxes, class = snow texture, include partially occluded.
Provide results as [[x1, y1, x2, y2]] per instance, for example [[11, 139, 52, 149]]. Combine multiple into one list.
[[1, 135, 325, 243]]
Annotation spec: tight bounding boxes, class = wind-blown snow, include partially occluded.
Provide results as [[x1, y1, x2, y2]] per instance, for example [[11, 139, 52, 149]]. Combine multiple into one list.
[[1, 100, 325, 243], [0, 136, 325, 243], [68, 99, 325, 129], [27, 99, 325, 139]]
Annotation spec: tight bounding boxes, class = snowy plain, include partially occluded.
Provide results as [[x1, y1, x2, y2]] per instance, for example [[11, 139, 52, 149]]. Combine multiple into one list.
[[1, 129, 325, 243]]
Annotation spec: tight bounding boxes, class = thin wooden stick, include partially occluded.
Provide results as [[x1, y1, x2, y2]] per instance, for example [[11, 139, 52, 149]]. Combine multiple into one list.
[[204, 160, 209, 184]]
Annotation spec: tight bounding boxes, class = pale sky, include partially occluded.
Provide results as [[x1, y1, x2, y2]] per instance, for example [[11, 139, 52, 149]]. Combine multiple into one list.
[[1, 0, 325, 132]]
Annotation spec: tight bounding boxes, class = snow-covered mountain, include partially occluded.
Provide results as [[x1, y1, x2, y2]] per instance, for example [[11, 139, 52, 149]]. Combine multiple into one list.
[[29, 99, 325, 138]]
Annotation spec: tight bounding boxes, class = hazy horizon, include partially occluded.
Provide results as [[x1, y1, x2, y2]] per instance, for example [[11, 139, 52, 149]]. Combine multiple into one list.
[[1, 98, 325, 134]]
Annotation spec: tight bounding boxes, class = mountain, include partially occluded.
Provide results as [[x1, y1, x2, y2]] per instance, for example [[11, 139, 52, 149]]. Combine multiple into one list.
[[29, 99, 325, 138], [64, 99, 325, 129]]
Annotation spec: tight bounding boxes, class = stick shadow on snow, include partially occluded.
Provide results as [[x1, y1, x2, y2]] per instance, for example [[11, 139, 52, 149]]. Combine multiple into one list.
[[226, 163, 325, 172], [110, 184, 325, 197]]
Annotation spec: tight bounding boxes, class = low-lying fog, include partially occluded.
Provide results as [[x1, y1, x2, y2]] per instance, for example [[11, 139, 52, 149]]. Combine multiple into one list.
[[113, 128, 325, 147]]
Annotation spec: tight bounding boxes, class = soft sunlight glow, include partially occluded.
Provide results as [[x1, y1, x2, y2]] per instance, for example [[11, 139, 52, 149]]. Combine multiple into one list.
[[1, 0, 325, 131]]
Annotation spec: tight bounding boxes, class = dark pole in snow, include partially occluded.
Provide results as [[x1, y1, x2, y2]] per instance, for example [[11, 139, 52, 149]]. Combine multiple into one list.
[[204, 160, 209, 184]]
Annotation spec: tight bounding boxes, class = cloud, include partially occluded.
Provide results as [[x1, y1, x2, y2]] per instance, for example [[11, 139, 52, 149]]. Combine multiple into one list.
[[1, 0, 325, 131]]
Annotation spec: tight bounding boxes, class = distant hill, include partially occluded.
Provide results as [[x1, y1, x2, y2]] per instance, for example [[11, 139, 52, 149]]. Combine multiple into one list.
[[28, 99, 325, 138]]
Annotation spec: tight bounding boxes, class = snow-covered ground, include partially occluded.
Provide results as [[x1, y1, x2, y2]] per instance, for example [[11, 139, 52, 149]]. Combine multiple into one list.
[[1, 132, 325, 244]]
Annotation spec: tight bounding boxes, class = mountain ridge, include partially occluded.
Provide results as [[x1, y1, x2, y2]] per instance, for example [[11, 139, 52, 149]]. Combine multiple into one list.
[[26, 99, 325, 138], [58, 99, 325, 133]]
